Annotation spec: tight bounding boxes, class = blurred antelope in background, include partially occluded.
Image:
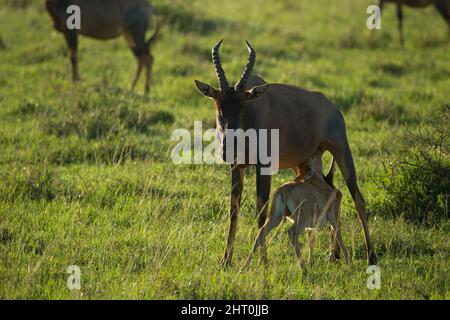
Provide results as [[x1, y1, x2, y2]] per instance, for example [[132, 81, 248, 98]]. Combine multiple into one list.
[[379, 0, 450, 47], [45, 0, 160, 95]]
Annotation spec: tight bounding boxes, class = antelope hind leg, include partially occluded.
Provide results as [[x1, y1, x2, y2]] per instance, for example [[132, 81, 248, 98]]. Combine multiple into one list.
[[330, 141, 377, 265]]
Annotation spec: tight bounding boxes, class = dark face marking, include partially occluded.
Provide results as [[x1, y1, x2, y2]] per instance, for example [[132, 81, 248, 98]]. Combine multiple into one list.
[[216, 90, 243, 130], [215, 89, 246, 161]]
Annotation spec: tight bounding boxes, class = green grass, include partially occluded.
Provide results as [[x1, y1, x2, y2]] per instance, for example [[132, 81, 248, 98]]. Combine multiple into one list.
[[0, 0, 449, 299]]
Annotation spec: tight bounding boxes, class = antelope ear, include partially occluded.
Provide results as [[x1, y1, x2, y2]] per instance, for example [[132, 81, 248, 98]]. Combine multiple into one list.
[[195, 80, 219, 100], [246, 84, 269, 101]]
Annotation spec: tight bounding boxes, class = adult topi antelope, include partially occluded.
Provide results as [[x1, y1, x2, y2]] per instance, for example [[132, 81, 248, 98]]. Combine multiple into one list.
[[378, 0, 450, 47], [194, 40, 377, 267], [45, 0, 160, 95]]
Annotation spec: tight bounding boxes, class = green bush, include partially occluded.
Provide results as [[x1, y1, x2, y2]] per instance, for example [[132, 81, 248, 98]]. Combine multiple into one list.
[[375, 105, 449, 223]]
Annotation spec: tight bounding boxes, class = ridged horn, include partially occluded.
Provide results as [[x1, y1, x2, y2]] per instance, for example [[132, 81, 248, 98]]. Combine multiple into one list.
[[235, 40, 256, 91], [212, 39, 229, 91]]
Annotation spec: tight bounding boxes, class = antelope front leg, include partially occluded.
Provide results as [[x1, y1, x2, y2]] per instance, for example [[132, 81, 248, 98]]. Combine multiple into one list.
[[256, 165, 271, 264], [220, 166, 244, 268], [288, 225, 306, 272]]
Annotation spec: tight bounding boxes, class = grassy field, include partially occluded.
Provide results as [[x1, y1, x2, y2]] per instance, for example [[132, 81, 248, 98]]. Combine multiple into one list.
[[0, 0, 449, 299]]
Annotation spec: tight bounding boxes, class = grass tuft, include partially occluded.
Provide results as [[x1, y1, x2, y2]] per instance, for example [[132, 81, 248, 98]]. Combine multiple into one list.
[[374, 106, 450, 223]]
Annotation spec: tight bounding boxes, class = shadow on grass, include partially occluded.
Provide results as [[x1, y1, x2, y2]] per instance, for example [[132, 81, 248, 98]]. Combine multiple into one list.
[[0, 165, 187, 206]]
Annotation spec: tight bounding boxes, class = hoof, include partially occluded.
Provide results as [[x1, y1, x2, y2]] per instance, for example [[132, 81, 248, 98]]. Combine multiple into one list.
[[328, 252, 340, 262], [219, 257, 232, 270], [368, 252, 378, 266], [300, 263, 308, 276]]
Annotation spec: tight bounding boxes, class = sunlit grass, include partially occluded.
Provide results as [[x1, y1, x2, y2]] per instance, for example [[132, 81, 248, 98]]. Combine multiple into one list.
[[0, 0, 448, 299]]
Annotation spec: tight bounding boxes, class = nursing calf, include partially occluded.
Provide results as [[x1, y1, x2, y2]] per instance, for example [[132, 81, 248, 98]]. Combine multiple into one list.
[[245, 154, 351, 270], [45, 0, 159, 95]]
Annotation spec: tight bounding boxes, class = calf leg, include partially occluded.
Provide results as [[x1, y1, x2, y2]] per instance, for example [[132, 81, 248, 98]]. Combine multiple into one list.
[[329, 191, 342, 261], [307, 229, 317, 264], [64, 30, 79, 82], [329, 230, 340, 261], [335, 227, 351, 265], [244, 192, 285, 268], [256, 165, 271, 264], [329, 217, 351, 265], [328, 193, 351, 265]]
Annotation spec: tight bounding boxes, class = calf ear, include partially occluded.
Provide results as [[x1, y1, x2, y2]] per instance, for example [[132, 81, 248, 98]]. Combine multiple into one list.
[[195, 80, 218, 100], [246, 84, 269, 101]]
